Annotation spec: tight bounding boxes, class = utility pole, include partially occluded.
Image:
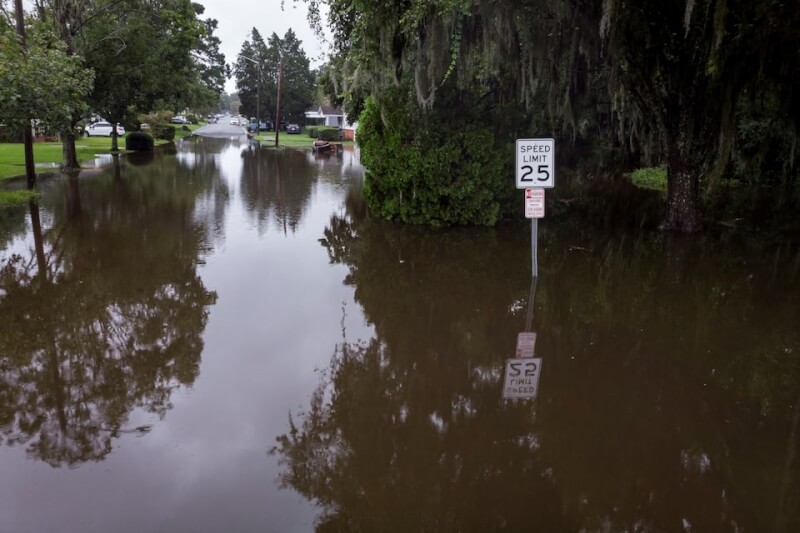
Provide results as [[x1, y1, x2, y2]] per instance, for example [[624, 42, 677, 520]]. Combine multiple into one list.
[[14, 0, 36, 189], [274, 54, 283, 148]]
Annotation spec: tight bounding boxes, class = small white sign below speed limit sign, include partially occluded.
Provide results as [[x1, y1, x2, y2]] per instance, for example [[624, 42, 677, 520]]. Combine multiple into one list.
[[516, 138, 555, 189]]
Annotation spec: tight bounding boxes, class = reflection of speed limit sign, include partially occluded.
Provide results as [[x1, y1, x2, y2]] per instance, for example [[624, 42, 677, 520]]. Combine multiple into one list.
[[502, 358, 542, 399], [516, 139, 555, 188]]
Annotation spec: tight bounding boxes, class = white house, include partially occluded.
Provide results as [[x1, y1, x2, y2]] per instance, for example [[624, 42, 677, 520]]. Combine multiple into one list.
[[304, 105, 343, 127]]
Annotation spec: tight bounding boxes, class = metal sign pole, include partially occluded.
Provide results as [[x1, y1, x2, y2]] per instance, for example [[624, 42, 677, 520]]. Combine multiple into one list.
[[531, 217, 538, 278]]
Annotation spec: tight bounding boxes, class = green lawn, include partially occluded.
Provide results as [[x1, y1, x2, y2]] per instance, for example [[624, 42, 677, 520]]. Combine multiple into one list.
[[0, 126, 200, 182], [251, 131, 355, 148], [1, 137, 127, 181]]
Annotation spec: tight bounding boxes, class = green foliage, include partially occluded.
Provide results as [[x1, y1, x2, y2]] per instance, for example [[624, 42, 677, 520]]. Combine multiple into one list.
[[83, 0, 227, 127], [310, 0, 800, 231], [138, 110, 174, 127], [125, 132, 155, 152], [358, 94, 511, 227], [234, 28, 314, 124], [626, 167, 667, 193], [308, 126, 339, 141], [185, 113, 200, 125], [0, 20, 93, 135], [0, 190, 38, 208], [153, 125, 176, 141]]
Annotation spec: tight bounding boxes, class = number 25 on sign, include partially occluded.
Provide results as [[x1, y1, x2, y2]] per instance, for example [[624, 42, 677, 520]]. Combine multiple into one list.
[[516, 138, 555, 189]]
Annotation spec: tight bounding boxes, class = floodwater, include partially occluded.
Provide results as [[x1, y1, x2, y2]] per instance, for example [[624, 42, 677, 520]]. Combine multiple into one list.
[[1, 137, 799, 532]]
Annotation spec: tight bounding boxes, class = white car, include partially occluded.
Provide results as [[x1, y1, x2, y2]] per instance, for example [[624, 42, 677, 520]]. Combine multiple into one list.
[[84, 122, 125, 137], [230, 117, 240, 125]]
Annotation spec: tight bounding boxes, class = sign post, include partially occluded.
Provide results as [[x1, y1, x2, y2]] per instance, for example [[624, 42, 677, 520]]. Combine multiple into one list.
[[502, 138, 555, 401], [516, 138, 554, 278]]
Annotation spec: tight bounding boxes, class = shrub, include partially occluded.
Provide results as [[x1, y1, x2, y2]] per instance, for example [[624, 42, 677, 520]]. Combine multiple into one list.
[[138, 110, 174, 126], [358, 93, 512, 227], [125, 131, 155, 152], [317, 127, 340, 141], [152, 124, 176, 141], [308, 126, 339, 141], [626, 166, 667, 193], [185, 113, 200, 125]]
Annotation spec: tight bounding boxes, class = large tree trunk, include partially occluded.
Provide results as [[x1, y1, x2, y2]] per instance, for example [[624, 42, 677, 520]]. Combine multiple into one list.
[[663, 113, 702, 233], [62, 130, 80, 171], [111, 129, 119, 152], [664, 158, 701, 232], [15, 0, 36, 189]]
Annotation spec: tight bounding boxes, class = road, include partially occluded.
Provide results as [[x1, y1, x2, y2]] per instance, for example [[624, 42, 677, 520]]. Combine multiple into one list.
[[192, 122, 248, 138]]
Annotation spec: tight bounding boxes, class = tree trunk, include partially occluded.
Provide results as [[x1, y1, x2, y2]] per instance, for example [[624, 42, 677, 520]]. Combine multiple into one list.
[[23, 126, 37, 189], [664, 163, 701, 232], [663, 130, 702, 233], [62, 130, 80, 172], [15, 0, 36, 189], [111, 130, 119, 152]]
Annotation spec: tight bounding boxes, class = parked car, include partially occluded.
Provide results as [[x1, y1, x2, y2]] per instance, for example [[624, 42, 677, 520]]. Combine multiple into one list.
[[286, 123, 301, 134], [84, 122, 125, 137], [248, 119, 273, 132], [230, 117, 240, 126], [171, 115, 190, 124]]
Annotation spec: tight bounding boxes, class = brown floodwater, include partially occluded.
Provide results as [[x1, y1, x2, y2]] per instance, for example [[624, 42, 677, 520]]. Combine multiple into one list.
[[1, 137, 799, 532]]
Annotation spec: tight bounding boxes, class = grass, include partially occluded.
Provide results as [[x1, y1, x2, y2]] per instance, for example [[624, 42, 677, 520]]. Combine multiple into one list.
[[0, 136, 132, 181], [251, 130, 355, 148], [626, 166, 667, 193], [0, 189, 38, 207], [0, 124, 201, 182]]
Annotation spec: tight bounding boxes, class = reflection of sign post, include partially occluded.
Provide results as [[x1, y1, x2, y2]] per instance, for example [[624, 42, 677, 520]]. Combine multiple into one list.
[[502, 358, 542, 400], [515, 332, 537, 358], [525, 188, 545, 218]]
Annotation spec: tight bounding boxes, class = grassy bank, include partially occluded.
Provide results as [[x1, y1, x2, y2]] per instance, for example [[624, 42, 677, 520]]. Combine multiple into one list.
[[251, 131, 355, 148], [0, 126, 198, 182], [1, 136, 130, 181]]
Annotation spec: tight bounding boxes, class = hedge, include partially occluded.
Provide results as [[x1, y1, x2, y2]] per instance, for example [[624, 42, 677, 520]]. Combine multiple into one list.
[[125, 132, 155, 152], [152, 124, 176, 141], [307, 126, 340, 141]]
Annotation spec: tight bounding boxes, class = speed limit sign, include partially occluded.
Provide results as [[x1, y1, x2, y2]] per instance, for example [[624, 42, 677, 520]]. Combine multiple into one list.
[[516, 138, 555, 188]]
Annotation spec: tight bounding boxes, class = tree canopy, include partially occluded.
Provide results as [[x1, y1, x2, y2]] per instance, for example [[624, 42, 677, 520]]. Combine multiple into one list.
[[234, 27, 314, 124], [0, 14, 92, 143], [307, 0, 800, 231]]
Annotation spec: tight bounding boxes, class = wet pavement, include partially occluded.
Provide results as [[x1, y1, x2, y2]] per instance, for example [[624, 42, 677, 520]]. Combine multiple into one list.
[[1, 137, 799, 532]]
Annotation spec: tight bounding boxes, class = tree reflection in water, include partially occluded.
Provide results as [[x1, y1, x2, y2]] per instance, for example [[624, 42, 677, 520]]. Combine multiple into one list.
[[274, 202, 800, 531], [0, 152, 222, 467]]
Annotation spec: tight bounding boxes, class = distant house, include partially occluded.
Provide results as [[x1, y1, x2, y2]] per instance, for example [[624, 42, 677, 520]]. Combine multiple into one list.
[[304, 105, 343, 128]]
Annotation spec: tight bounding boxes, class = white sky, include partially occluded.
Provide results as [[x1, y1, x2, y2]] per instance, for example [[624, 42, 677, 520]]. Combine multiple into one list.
[[197, 0, 330, 93]]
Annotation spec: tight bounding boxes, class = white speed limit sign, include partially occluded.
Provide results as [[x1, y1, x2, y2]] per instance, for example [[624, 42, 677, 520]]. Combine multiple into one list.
[[516, 138, 555, 188]]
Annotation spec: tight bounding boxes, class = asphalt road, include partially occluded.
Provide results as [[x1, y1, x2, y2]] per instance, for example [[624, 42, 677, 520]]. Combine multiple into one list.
[[192, 122, 248, 138]]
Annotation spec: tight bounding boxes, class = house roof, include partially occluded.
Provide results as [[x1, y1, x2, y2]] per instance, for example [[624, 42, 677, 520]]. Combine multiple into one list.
[[306, 105, 343, 117]]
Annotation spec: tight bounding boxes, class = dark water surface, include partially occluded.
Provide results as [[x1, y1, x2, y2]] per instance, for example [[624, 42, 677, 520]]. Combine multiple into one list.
[[1, 138, 799, 532]]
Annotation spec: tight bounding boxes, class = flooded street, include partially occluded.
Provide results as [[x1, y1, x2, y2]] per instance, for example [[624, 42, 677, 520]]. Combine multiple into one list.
[[1, 138, 800, 532]]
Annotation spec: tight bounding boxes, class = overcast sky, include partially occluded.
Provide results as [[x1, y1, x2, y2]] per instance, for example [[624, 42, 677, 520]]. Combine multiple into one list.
[[197, 0, 330, 93]]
